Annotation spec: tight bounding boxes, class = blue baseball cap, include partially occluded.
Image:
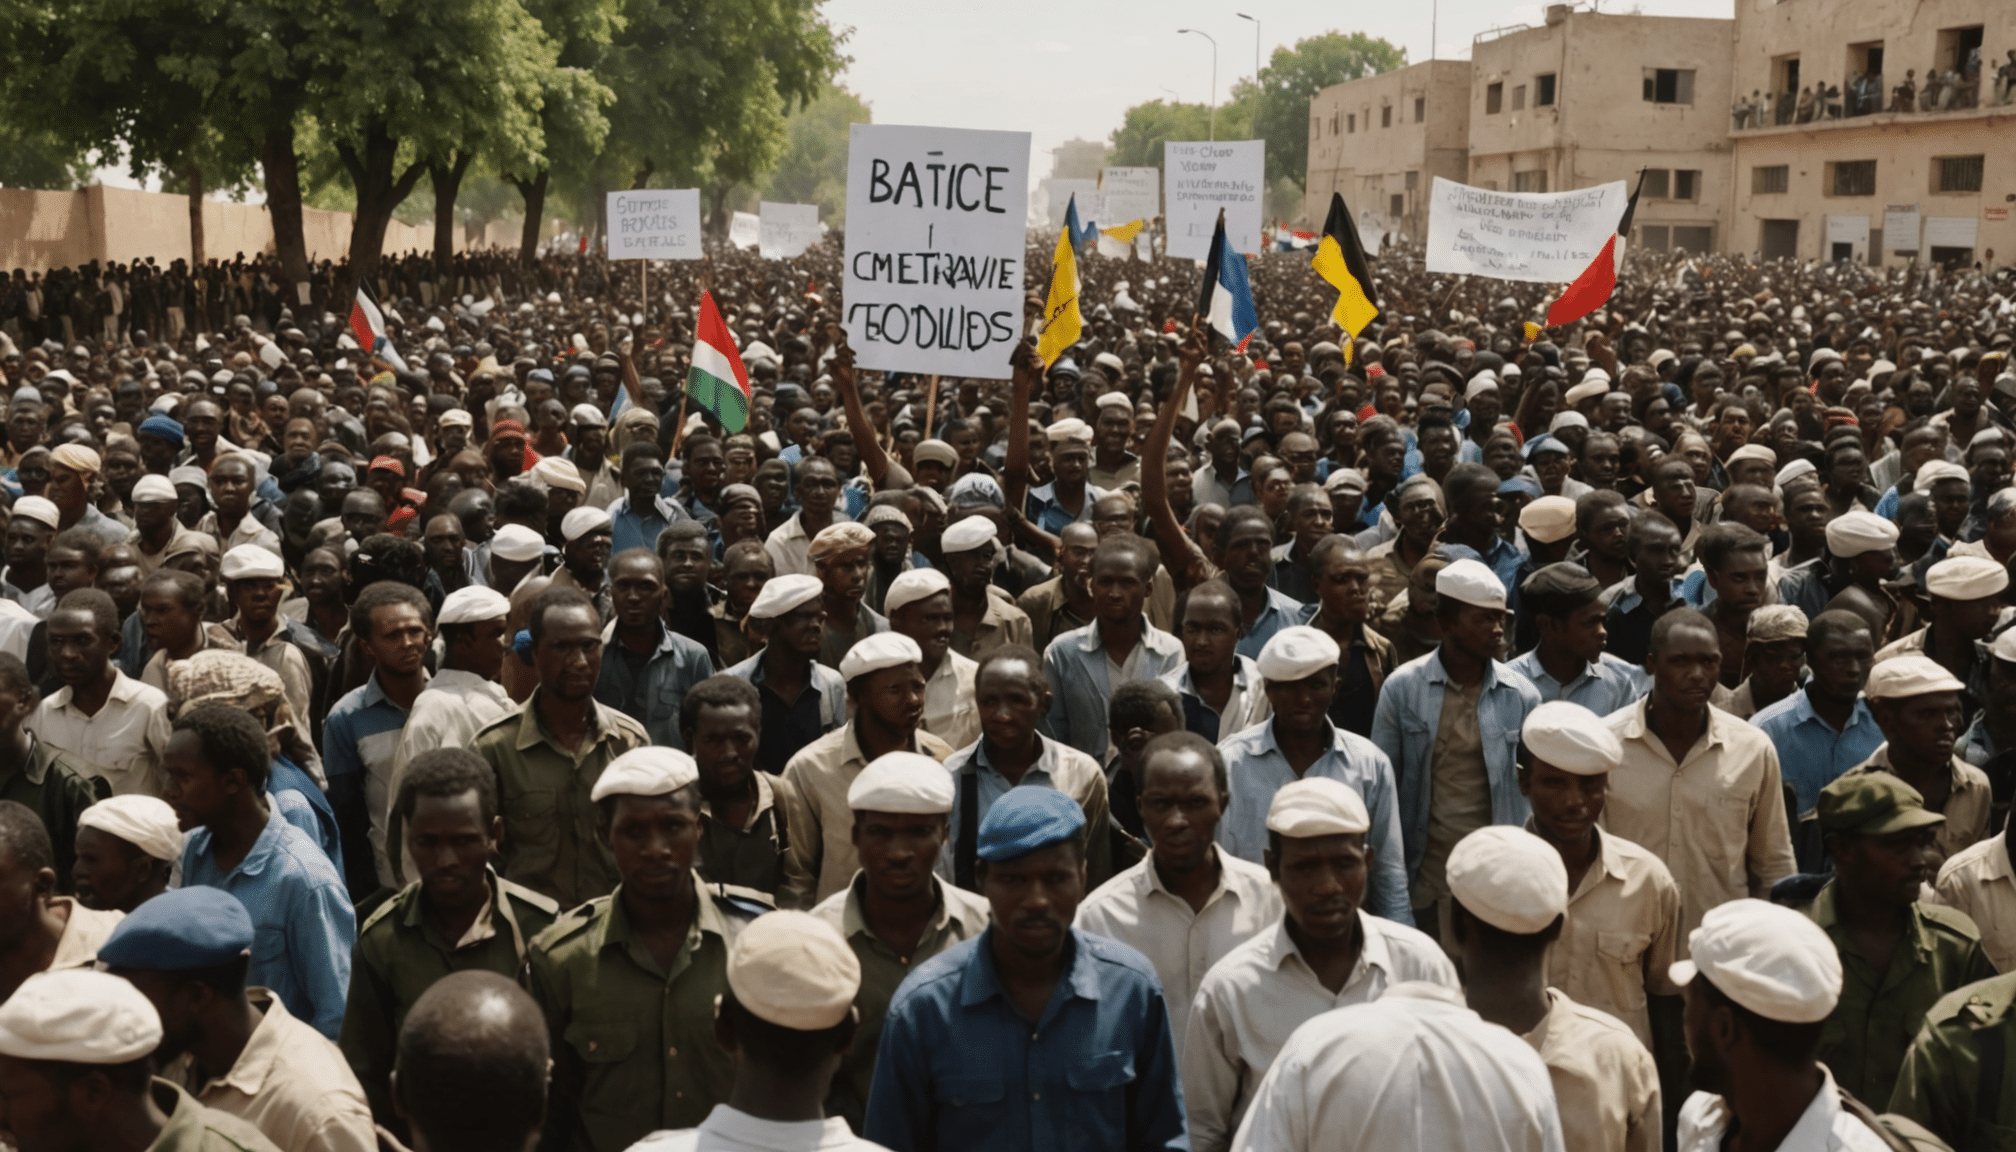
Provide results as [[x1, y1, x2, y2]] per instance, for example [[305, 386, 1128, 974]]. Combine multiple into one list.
[[976, 786, 1085, 863], [1498, 475, 1543, 499], [98, 887, 254, 971]]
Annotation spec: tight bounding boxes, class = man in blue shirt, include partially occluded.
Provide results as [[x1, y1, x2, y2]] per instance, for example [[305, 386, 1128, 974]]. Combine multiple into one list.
[[168, 701, 354, 1040], [865, 786, 1187, 1152], [607, 442, 688, 556], [1751, 609, 1882, 819], [1214, 507, 1307, 661], [595, 549, 713, 749], [322, 581, 433, 898], [1509, 562, 1649, 716]]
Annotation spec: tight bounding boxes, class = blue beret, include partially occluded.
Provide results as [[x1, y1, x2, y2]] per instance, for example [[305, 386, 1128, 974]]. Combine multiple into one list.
[[1498, 475, 1543, 499], [1521, 434, 1568, 461], [976, 786, 1085, 863], [98, 887, 254, 971], [138, 415, 185, 446], [513, 628, 534, 664], [527, 368, 555, 385]]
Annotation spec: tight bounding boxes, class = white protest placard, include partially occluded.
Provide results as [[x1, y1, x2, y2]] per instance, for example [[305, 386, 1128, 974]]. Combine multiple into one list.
[[1163, 141, 1264, 260], [759, 201, 821, 258], [606, 189, 702, 260], [1099, 167, 1160, 224], [727, 211, 760, 250], [1038, 179, 1098, 230], [1925, 216, 1979, 248], [843, 123, 1029, 379], [1884, 205, 1921, 251], [1423, 177, 1627, 282]]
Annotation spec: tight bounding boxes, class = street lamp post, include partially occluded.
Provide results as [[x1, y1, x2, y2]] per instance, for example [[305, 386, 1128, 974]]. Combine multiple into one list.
[[1177, 28, 1219, 141], [1236, 13, 1261, 82]]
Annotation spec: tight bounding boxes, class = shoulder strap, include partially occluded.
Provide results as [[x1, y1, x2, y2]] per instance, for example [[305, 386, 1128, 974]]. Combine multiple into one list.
[[955, 768, 979, 892], [1981, 1012, 2007, 1129], [1835, 1088, 1923, 1152]]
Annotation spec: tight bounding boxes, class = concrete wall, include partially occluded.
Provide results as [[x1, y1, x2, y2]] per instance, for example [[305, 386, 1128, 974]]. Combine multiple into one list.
[[1304, 60, 1472, 238], [0, 184, 510, 272]]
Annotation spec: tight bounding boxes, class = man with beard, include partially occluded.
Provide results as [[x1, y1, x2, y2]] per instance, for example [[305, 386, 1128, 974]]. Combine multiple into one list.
[[811, 522, 884, 670], [680, 676, 815, 909], [421, 513, 475, 595], [595, 549, 711, 750], [884, 569, 979, 751]]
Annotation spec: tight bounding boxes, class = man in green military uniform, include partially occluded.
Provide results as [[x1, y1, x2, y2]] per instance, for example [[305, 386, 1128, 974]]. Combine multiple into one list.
[[529, 745, 771, 1152], [0, 652, 103, 892], [1804, 769, 1995, 1106], [1891, 966, 2016, 1145], [340, 749, 559, 1132]]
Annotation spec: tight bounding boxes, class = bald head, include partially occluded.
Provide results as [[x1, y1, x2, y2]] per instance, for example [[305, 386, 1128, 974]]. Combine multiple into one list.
[[395, 971, 549, 1152]]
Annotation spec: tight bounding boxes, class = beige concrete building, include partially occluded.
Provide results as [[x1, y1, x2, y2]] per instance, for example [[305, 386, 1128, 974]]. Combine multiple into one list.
[[1466, 7, 1735, 255], [1726, 0, 2013, 266], [1304, 60, 1471, 241]]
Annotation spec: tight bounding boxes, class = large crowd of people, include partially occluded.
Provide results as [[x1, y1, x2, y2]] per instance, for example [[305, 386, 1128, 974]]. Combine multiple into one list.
[[0, 225, 2010, 1152]]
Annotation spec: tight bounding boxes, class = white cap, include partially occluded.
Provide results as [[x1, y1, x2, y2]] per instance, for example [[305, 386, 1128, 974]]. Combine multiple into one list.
[[1579, 366, 1612, 385], [1518, 496, 1577, 544], [1926, 556, 2008, 601], [1824, 510, 1898, 558], [1727, 444, 1777, 468], [808, 522, 876, 561], [1521, 700, 1623, 775], [1095, 391, 1132, 412], [0, 969, 162, 1064], [1446, 826, 1568, 935], [1864, 654, 1966, 700], [941, 516, 999, 555], [219, 544, 284, 581], [11, 496, 58, 531], [1671, 899, 1841, 1024], [531, 457, 586, 494], [847, 751, 955, 814], [1265, 777, 1370, 838], [131, 474, 178, 503], [1564, 380, 1608, 404], [438, 585, 511, 625], [1648, 348, 1677, 367], [838, 632, 923, 680], [912, 440, 957, 468], [561, 506, 612, 542], [168, 465, 210, 489], [438, 408, 474, 430], [589, 746, 699, 802], [1548, 410, 1588, 432], [1324, 468, 1366, 494], [1046, 418, 1093, 444], [748, 573, 825, 619], [1916, 461, 1969, 487], [884, 568, 951, 616], [1093, 351, 1125, 376], [490, 524, 545, 563], [77, 796, 184, 863], [1464, 372, 1500, 400], [1775, 459, 1818, 490], [1436, 558, 1507, 610], [1749, 605, 1809, 642], [1995, 628, 2016, 665], [726, 911, 861, 1031], [1255, 626, 1341, 682], [570, 403, 608, 428]]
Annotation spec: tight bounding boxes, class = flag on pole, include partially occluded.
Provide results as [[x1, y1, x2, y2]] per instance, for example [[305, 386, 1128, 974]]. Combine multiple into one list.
[[1545, 171, 1646, 328], [686, 290, 754, 433], [1196, 213, 1258, 353], [1096, 219, 1146, 259], [1036, 217, 1083, 368], [1310, 193, 1381, 365], [348, 281, 409, 372], [1063, 195, 1097, 251]]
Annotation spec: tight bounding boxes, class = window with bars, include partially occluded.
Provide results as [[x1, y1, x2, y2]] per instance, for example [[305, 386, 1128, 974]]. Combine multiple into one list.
[[1937, 156, 1984, 194], [1830, 160, 1876, 197], [1753, 165, 1789, 194]]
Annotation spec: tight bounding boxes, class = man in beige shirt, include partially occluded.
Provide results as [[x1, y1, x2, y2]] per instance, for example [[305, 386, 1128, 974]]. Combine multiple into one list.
[[1937, 821, 2016, 970], [1841, 655, 1994, 869], [100, 887, 376, 1152], [31, 589, 172, 797], [1604, 608, 1795, 950], [0, 801, 124, 1002], [1447, 825, 1662, 1152], [883, 568, 980, 751]]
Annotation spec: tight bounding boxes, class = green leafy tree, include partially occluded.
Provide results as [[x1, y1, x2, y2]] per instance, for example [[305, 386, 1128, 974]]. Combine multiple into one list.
[[759, 83, 869, 226], [1244, 31, 1406, 190], [1105, 97, 1252, 168], [0, 125, 95, 191]]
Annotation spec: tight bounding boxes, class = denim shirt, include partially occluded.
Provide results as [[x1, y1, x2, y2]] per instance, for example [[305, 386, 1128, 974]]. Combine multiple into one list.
[[1750, 688, 1885, 816], [1026, 482, 1108, 538], [863, 928, 1188, 1152], [1370, 648, 1542, 889], [1040, 619, 1186, 760], [1232, 587, 1311, 661], [594, 620, 716, 751], [1506, 649, 1649, 717]]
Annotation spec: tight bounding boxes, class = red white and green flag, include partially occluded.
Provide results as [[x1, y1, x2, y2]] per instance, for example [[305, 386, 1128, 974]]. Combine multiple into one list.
[[687, 290, 753, 433]]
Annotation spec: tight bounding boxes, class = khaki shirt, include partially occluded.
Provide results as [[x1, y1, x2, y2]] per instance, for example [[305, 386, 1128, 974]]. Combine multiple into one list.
[[1545, 826, 1684, 1048], [1603, 699, 1797, 952], [1842, 746, 1993, 869], [147, 1080, 286, 1152], [810, 873, 991, 1133], [1362, 535, 1416, 614], [696, 770, 817, 910], [49, 896, 122, 969], [782, 722, 955, 904], [1421, 676, 1490, 904], [1803, 882, 1997, 1106], [339, 871, 559, 1125], [709, 600, 756, 670], [208, 619, 315, 729], [472, 692, 650, 909], [1937, 832, 2016, 972], [1523, 989, 1662, 1152], [1889, 970, 2016, 1145], [186, 990, 376, 1152], [949, 592, 1034, 663], [384, 670, 517, 883], [29, 671, 172, 797], [920, 649, 981, 752], [528, 875, 767, 1152], [1017, 575, 1093, 653]]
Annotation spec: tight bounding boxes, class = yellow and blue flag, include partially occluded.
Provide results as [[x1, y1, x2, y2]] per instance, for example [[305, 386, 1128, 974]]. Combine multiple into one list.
[[1310, 193, 1381, 365], [1037, 216, 1083, 368], [1063, 195, 1098, 251]]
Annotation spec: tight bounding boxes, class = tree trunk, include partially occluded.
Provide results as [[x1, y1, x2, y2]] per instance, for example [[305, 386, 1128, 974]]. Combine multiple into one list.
[[339, 122, 426, 299], [514, 170, 549, 265], [262, 124, 310, 289], [187, 164, 206, 266], [429, 152, 472, 276]]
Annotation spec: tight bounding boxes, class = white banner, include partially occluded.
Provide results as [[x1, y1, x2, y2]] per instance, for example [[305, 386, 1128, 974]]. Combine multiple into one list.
[[1036, 179, 1097, 231], [606, 189, 702, 260], [727, 211, 760, 250], [1884, 205, 1921, 251], [843, 123, 1030, 378], [1424, 177, 1628, 282], [1925, 216, 1980, 248], [1164, 140, 1264, 260], [1099, 166, 1161, 223], [759, 201, 821, 259]]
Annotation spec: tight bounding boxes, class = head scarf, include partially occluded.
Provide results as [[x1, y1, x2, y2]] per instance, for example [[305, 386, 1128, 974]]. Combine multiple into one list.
[[165, 651, 322, 784]]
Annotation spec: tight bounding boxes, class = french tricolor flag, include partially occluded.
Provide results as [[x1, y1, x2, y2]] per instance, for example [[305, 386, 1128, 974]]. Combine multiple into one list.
[[1196, 212, 1258, 353], [1545, 171, 1646, 329], [349, 281, 409, 373]]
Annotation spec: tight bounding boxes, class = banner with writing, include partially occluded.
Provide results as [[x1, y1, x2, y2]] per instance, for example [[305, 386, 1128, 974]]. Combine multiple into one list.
[[1099, 167, 1161, 224], [1164, 141, 1264, 260], [843, 123, 1029, 378], [606, 189, 702, 260], [727, 211, 761, 250], [1424, 177, 1627, 282], [759, 202, 821, 259]]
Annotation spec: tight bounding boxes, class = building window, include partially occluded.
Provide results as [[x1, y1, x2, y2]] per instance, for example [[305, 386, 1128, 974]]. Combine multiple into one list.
[[1643, 68, 1695, 104], [1405, 171, 1419, 190], [1674, 170, 1700, 200], [1640, 225, 1671, 252], [1381, 105, 1392, 128], [1829, 160, 1877, 197], [1536, 74, 1557, 106], [1513, 170, 1549, 193], [1937, 155, 1985, 193], [1673, 226, 1713, 253], [1753, 165, 1789, 194], [1513, 85, 1527, 110], [1347, 113, 1355, 133], [1390, 193, 1405, 217], [1642, 170, 1671, 199], [1414, 97, 1425, 122], [1487, 83, 1504, 114]]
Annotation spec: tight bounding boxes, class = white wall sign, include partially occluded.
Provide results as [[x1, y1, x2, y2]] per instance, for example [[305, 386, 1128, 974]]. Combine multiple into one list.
[[606, 189, 702, 260], [727, 211, 760, 250], [759, 201, 821, 259], [1163, 140, 1264, 260], [1825, 215, 1870, 261], [1924, 216, 1980, 248], [842, 123, 1030, 378], [1424, 177, 1628, 282], [1099, 166, 1161, 223], [1883, 205, 1921, 251]]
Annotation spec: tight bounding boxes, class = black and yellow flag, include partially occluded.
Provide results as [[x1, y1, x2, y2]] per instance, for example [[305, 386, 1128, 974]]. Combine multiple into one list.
[[1310, 192, 1381, 365]]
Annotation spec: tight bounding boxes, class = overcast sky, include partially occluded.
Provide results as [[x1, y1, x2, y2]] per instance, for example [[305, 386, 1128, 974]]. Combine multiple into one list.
[[824, 0, 1735, 183]]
